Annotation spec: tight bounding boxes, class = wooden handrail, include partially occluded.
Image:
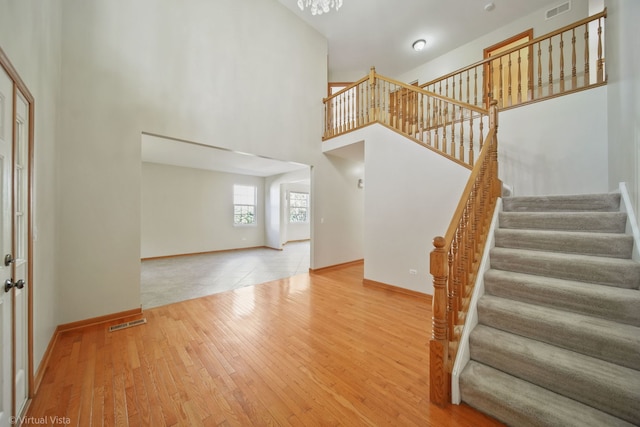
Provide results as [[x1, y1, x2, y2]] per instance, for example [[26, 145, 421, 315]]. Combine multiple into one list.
[[420, 9, 607, 89], [429, 101, 500, 406], [323, 68, 489, 168], [321, 8, 609, 409], [420, 9, 607, 110]]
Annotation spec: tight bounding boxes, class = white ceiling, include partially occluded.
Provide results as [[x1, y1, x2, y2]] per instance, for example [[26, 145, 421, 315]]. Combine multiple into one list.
[[277, 0, 559, 79], [141, 133, 309, 177]]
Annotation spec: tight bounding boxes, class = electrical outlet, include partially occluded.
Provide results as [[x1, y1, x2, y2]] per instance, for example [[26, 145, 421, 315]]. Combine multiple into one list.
[[409, 269, 417, 275]]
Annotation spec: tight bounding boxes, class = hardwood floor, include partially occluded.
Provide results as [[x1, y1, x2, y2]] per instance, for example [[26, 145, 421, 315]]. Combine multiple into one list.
[[27, 262, 503, 426]]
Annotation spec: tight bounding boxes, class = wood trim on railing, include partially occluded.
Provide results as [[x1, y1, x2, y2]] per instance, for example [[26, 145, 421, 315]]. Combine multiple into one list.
[[429, 100, 500, 406], [323, 68, 490, 168], [420, 9, 607, 90]]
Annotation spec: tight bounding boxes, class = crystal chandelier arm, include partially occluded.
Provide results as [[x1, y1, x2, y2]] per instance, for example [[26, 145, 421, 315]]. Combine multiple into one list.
[[298, 0, 343, 15]]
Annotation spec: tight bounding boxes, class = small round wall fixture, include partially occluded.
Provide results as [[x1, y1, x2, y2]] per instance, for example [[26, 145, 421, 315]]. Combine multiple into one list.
[[412, 39, 427, 51]]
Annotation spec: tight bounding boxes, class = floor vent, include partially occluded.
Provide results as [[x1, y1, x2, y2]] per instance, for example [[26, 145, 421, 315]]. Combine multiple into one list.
[[108, 318, 147, 332], [546, 1, 571, 20]]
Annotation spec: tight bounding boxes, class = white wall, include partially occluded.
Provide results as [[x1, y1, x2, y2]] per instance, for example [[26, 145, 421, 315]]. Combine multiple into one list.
[[361, 126, 470, 294], [606, 0, 640, 226], [326, 125, 469, 294], [499, 86, 609, 196], [312, 154, 365, 268], [141, 162, 266, 258], [56, 0, 334, 323], [0, 0, 61, 372]]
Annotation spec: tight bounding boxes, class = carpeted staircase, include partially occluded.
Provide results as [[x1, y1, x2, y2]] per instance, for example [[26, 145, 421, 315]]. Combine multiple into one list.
[[459, 193, 640, 427]]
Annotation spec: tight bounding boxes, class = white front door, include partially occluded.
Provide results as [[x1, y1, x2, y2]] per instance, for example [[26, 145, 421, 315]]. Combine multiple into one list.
[[0, 58, 31, 426], [0, 62, 14, 427], [13, 91, 29, 417]]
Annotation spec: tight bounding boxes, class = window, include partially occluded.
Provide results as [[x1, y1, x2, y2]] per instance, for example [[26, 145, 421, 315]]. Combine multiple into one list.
[[289, 191, 309, 223], [233, 184, 256, 225]]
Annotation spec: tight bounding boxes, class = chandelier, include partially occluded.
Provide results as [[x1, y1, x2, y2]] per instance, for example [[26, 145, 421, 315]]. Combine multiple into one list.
[[297, 0, 343, 15]]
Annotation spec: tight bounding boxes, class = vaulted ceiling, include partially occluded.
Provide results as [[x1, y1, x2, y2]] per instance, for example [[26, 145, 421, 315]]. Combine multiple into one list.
[[277, 0, 560, 80]]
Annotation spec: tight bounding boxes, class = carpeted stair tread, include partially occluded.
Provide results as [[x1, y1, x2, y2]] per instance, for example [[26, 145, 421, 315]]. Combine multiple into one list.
[[489, 247, 640, 289], [469, 325, 640, 423], [477, 295, 640, 370], [459, 361, 635, 427], [461, 191, 640, 424], [483, 269, 640, 326], [494, 228, 634, 258], [502, 193, 621, 212], [498, 211, 627, 232]]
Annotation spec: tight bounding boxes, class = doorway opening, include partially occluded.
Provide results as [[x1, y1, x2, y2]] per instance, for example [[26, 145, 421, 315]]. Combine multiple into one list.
[[139, 133, 312, 308], [484, 29, 534, 108]]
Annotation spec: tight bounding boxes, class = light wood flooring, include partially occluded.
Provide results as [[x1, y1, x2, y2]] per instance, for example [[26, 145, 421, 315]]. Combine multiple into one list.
[[27, 262, 503, 426]]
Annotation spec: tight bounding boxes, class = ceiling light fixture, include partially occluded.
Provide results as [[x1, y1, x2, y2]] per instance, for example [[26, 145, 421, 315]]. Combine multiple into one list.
[[412, 39, 427, 51], [297, 0, 343, 15]]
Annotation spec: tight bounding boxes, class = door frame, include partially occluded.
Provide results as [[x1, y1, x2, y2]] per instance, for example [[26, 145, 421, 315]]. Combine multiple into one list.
[[483, 29, 534, 108], [0, 45, 35, 415]]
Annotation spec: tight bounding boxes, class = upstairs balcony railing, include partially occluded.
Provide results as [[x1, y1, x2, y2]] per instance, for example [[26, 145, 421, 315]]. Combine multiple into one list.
[[324, 68, 489, 169], [421, 9, 607, 110]]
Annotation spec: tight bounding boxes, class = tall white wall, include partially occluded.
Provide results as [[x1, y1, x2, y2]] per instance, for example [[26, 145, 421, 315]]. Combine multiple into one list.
[[141, 163, 266, 258], [326, 125, 469, 294], [606, 0, 640, 225], [57, 0, 333, 323], [499, 86, 608, 196], [363, 127, 469, 294], [312, 154, 365, 268], [0, 0, 62, 372]]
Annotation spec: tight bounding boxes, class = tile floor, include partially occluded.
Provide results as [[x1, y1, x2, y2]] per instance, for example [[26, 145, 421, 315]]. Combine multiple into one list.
[[140, 240, 310, 308]]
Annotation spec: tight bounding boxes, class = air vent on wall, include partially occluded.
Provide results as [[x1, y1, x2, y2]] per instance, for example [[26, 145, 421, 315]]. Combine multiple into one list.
[[546, 1, 571, 20]]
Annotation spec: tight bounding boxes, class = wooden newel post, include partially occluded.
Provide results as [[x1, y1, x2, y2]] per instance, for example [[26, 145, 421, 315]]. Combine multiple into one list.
[[430, 236, 450, 406]]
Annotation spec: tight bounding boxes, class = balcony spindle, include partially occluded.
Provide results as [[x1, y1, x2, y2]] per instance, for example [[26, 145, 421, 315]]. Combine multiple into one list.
[[572, 29, 578, 89], [474, 67, 479, 106], [559, 34, 565, 92], [548, 39, 554, 95], [584, 24, 590, 85], [597, 17, 604, 83], [450, 104, 456, 158], [517, 50, 522, 104], [459, 109, 465, 163], [527, 49, 533, 101], [537, 42, 543, 98], [498, 57, 504, 107], [507, 53, 512, 106], [469, 113, 474, 166]]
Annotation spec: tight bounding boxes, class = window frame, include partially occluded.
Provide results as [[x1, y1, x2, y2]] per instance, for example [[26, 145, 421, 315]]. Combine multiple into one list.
[[288, 191, 309, 224], [233, 184, 257, 226]]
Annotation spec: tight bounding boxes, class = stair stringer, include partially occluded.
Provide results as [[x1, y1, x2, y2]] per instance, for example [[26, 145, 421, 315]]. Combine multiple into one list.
[[451, 198, 502, 404], [619, 182, 640, 261]]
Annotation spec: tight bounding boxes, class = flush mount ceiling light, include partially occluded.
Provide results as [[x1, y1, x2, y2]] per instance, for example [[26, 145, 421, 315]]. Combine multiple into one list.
[[298, 0, 343, 15], [412, 39, 427, 51]]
